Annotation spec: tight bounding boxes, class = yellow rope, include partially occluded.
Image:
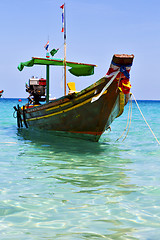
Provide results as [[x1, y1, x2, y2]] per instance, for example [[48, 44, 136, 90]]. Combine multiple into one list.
[[116, 97, 132, 142], [132, 93, 160, 145]]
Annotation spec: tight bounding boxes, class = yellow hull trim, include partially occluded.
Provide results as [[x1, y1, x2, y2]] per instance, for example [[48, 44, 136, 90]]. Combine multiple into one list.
[[116, 90, 125, 118], [27, 90, 108, 122], [45, 89, 96, 112]]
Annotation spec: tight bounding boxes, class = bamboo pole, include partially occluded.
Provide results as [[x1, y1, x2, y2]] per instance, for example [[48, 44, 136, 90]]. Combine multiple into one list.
[[63, 3, 66, 96], [64, 40, 67, 95], [46, 65, 50, 103]]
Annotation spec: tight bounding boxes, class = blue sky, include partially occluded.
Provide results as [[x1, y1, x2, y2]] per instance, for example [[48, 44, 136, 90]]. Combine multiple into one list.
[[0, 0, 160, 100]]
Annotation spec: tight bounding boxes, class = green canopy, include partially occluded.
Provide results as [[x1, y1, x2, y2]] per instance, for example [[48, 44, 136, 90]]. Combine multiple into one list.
[[68, 66, 94, 76], [18, 57, 96, 77]]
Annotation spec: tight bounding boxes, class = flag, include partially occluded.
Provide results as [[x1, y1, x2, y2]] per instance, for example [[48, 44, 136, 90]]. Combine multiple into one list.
[[44, 40, 49, 51], [50, 48, 59, 57], [60, 4, 64, 32], [60, 4, 64, 9]]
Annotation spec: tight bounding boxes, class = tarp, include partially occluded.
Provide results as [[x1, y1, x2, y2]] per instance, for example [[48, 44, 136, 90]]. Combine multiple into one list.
[[68, 66, 94, 76], [17, 57, 96, 77]]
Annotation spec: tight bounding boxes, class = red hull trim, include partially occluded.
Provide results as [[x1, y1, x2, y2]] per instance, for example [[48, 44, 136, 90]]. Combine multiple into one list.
[[68, 130, 103, 136]]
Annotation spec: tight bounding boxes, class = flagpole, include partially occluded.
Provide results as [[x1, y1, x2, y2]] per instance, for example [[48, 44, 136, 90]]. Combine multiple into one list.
[[63, 3, 67, 96], [60, 3, 66, 96], [64, 39, 66, 96]]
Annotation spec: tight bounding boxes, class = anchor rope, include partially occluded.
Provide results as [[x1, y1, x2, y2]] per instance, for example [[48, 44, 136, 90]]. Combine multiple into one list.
[[132, 93, 160, 145], [116, 97, 132, 142], [122, 98, 132, 142]]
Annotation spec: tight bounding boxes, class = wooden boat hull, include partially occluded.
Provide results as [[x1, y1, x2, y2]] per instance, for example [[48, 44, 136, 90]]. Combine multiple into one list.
[[14, 54, 134, 142], [19, 77, 126, 142]]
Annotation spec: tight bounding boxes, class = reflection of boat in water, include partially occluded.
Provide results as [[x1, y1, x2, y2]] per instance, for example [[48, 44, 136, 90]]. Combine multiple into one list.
[[13, 4, 134, 142], [0, 90, 4, 98], [17, 128, 106, 155]]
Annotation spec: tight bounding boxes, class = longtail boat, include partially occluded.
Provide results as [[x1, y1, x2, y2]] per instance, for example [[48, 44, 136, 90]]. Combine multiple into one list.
[[13, 4, 134, 142], [0, 90, 4, 98]]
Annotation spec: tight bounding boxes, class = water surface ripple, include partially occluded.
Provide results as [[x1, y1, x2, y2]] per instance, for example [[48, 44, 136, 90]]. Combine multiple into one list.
[[0, 99, 160, 239]]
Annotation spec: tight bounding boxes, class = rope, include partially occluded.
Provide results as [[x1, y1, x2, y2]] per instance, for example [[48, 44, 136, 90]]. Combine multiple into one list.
[[122, 98, 132, 141], [132, 93, 160, 145], [116, 97, 132, 142], [13, 110, 17, 119], [58, 43, 64, 50]]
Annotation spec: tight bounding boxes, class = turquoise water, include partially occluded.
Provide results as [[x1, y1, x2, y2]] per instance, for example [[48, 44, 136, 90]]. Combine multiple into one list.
[[0, 98, 160, 240]]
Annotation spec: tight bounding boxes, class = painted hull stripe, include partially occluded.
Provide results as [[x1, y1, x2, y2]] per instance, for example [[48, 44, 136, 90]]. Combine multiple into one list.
[[26, 90, 109, 122], [45, 89, 96, 112], [68, 130, 102, 136], [27, 97, 93, 121]]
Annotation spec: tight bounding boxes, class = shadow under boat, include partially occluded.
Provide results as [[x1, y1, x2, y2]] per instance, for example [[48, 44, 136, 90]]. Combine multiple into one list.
[[16, 128, 113, 156]]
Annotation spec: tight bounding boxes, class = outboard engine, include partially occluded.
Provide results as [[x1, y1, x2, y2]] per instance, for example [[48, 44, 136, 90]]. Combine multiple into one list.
[[26, 77, 46, 104]]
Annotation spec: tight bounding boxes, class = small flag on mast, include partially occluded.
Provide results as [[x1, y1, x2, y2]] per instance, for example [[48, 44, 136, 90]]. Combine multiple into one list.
[[50, 48, 59, 57], [44, 40, 49, 51], [60, 4, 64, 33]]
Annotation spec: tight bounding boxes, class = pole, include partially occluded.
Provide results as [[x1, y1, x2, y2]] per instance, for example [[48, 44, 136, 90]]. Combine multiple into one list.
[[63, 3, 67, 95], [60, 3, 67, 95], [64, 39, 66, 96], [46, 65, 50, 103]]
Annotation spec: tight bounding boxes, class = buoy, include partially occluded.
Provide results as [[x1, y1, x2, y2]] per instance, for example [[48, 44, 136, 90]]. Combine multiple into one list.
[[18, 99, 22, 102]]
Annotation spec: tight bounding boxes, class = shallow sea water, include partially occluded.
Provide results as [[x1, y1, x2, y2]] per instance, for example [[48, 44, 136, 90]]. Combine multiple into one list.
[[0, 98, 160, 240]]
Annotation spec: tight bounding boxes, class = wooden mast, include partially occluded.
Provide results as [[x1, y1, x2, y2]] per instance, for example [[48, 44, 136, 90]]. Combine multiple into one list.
[[61, 3, 67, 96], [64, 36, 66, 96], [64, 3, 67, 96]]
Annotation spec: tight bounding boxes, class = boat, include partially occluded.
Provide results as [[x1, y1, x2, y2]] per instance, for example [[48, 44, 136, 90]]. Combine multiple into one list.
[[0, 90, 4, 98], [13, 4, 134, 142]]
